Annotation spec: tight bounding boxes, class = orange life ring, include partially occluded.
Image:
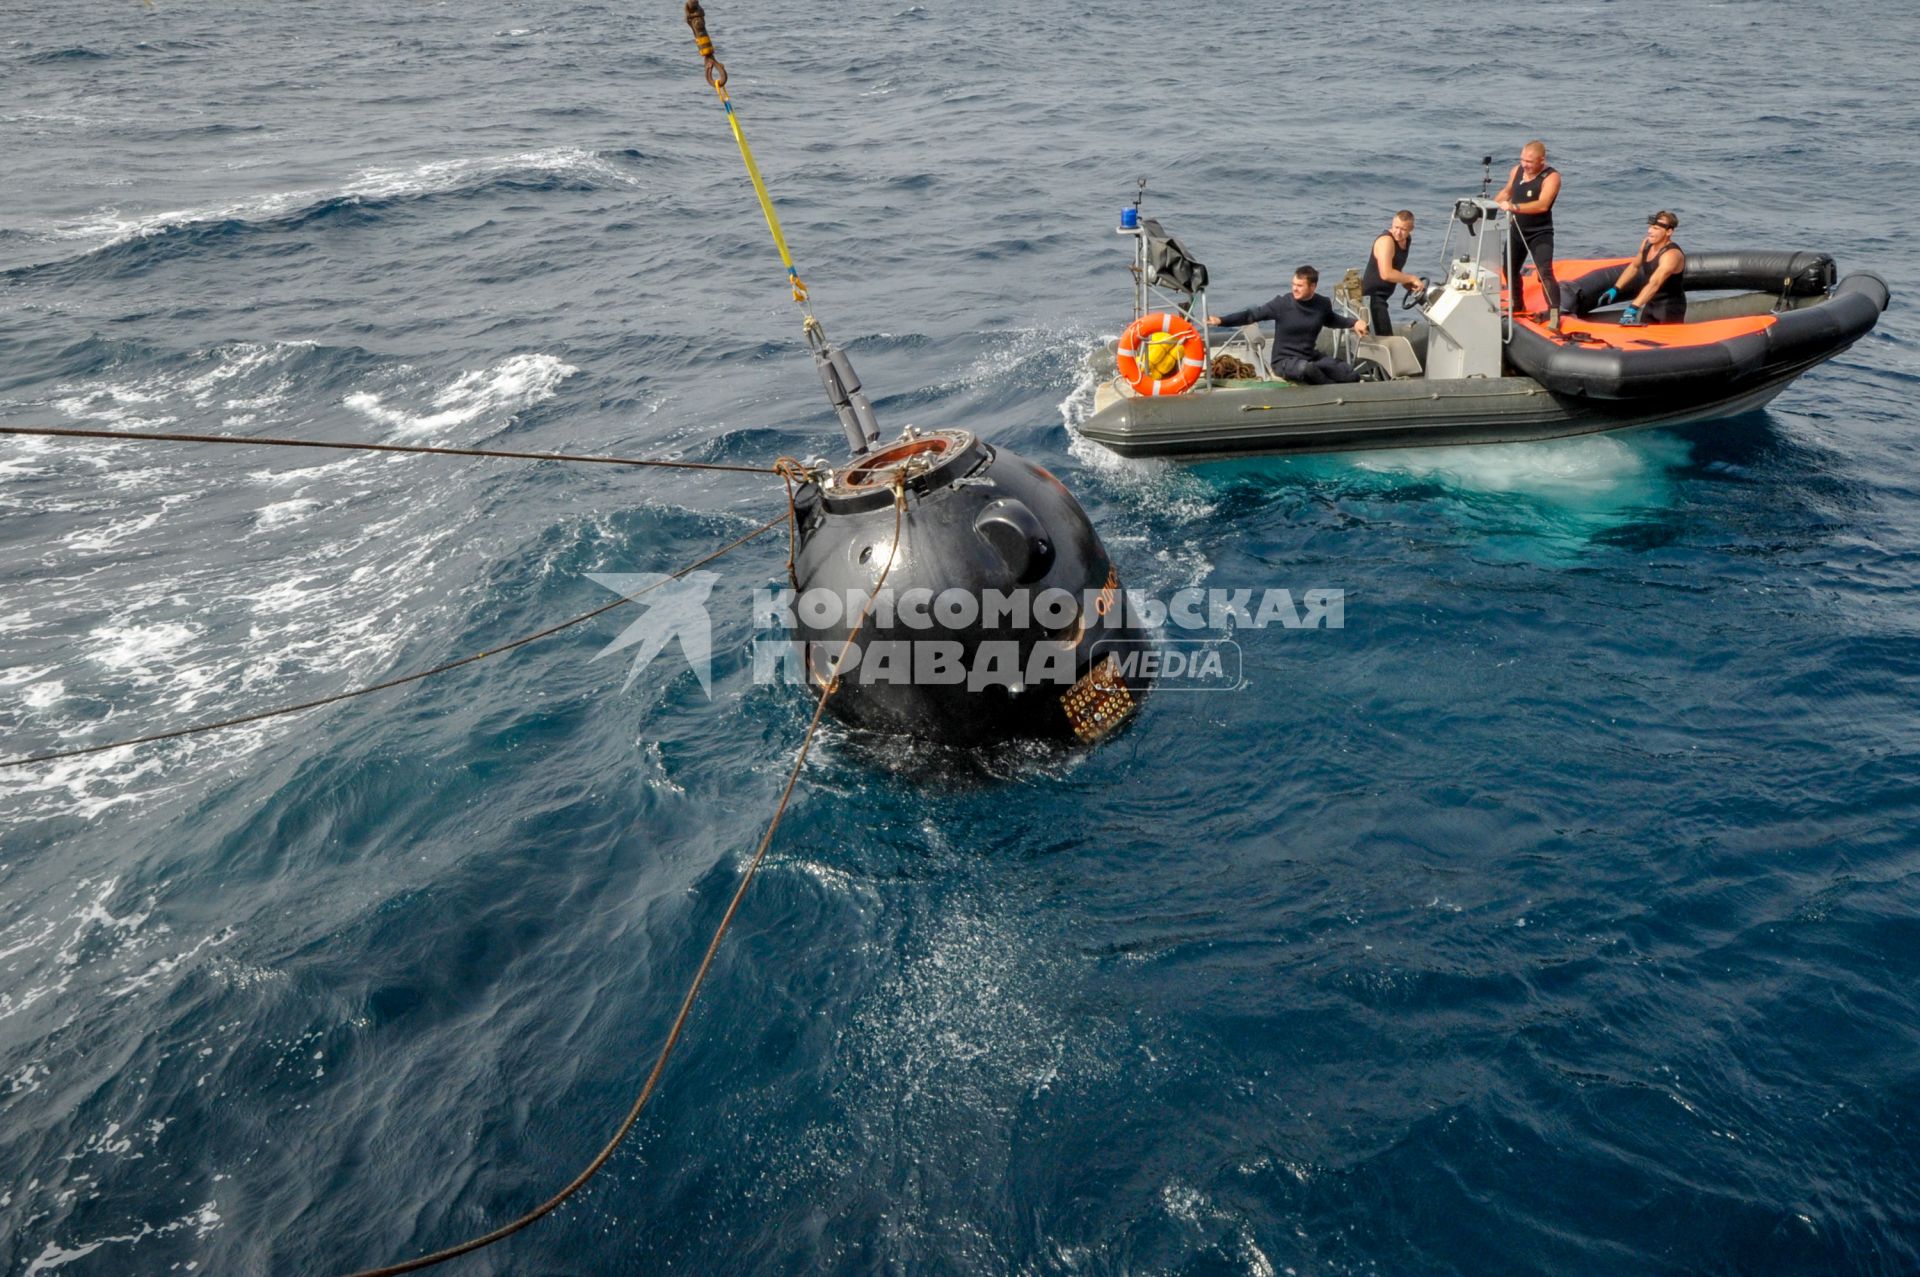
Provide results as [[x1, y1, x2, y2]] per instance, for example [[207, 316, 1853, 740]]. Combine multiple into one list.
[[1117, 312, 1206, 396]]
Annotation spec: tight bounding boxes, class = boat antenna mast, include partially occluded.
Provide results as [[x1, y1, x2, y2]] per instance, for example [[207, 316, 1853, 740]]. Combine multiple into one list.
[[1128, 177, 1148, 319], [683, 0, 881, 456], [1475, 152, 1520, 337]]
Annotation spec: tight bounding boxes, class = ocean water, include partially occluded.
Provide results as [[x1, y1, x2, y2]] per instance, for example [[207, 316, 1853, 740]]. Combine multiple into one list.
[[3, 2, 1919, 1273]]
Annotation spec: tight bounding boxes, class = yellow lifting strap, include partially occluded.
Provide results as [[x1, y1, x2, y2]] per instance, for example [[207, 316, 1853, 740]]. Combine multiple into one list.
[[683, 0, 809, 307]]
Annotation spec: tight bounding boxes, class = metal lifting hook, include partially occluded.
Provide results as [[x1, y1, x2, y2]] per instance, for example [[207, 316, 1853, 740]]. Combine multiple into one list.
[[683, 0, 728, 88]]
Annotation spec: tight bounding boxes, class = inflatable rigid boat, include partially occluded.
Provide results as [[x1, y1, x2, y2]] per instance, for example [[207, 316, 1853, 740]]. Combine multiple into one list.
[[1507, 252, 1888, 399], [1076, 195, 1889, 461]]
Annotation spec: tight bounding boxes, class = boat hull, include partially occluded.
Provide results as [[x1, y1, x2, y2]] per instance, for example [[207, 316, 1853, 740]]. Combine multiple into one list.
[[1507, 267, 1889, 400], [1078, 367, 1808, 461], [1079, 256, 1889, 461]]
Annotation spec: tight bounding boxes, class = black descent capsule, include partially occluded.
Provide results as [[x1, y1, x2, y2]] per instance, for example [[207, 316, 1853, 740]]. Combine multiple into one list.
[[786, 429, 1149, 746]]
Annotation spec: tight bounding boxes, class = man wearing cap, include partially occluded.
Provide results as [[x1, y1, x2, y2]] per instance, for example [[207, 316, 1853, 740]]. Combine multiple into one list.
[[1596, 212, 1687, 326]]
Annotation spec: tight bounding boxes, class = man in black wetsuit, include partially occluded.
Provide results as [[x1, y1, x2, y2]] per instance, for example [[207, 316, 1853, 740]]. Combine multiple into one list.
[[1207, 265, 1368, 385], [1362, 210, 1427, 338], [1495, 140, 1562, 332], [1595, 211, 1687, 326]]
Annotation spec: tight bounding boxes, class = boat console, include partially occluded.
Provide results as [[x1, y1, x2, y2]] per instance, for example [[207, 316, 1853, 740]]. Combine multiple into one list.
[[1416, 195, 1509, 380]]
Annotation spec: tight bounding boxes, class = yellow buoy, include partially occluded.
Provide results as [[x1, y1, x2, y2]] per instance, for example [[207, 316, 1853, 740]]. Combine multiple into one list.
[[1145, 330, 1184, 379]]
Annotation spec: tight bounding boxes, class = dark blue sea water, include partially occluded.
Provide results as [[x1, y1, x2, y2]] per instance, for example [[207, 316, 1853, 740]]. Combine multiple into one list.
[[4, 2, 1919, 1273]]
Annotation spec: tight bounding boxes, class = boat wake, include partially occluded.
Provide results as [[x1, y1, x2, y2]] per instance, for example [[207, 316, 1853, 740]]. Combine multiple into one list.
[[1057, 331, 1695, 549], [1059, 340, 1220, 526], [1344, 432, 1687, 502]]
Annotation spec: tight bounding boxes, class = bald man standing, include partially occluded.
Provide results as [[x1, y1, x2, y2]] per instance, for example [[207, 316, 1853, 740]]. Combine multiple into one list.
[[1495, 140, 1563, 332]]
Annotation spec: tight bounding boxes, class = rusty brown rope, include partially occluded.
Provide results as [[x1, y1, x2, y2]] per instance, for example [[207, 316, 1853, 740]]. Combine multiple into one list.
[[683, 0, 728, 87], [0, 425, 780, 474], [340, 476, 906, 1277], [1, 514, 788, 769], [773, 455, 810, 589]]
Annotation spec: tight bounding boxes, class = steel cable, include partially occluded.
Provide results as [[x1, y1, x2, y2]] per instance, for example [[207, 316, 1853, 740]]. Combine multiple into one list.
[[0, 424, 780, 474], [1, 514, 788, 768]]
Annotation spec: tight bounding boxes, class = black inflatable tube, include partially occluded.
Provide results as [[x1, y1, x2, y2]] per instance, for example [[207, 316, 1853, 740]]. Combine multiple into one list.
[[1682, 250, 1836, 295], [1559, 250, 1838, 316], [1768, 272, 1889, 362], [1509, 264, 1888, 401], [1764, 302, 1844, 364]]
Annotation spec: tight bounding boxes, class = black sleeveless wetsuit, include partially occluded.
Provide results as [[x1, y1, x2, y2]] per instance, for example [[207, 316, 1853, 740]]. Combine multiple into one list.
[[1362, 232, 1410, 337], [1634, 239, 1687, 323], [1505, 163, 1559, 316]]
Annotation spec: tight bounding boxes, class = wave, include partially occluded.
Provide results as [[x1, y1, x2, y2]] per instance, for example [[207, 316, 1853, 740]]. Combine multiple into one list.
[[18, 1200, 222, 1275], [5, 147, 645, 278], [0, 341, 563, 823], [343, 353, 579, 438], [39, 339, 377, 432], [10, 340, 576, 549], [22, 340, 576, 453], [23, 46, 111, 64]]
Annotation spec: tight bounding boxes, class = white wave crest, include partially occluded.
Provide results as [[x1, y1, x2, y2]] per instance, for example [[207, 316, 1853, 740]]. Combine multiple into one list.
[[88, 620, 199, 676], [0, 877, 151, 1024], [53, 341, 313, 433], [35, 146, 636, 248], [0, 434, 56, 484], [345, 352, 578, 437], [21, 1199, 222, 1275], [253, 497, 323, 529], [1059, 338, 1219, 524]]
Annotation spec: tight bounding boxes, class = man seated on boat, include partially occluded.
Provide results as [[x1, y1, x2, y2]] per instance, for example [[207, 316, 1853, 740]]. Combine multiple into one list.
[[1207, 266, 1369, 385], [1592, 211, 1686, 326], [1362, 211, 1427, 338]]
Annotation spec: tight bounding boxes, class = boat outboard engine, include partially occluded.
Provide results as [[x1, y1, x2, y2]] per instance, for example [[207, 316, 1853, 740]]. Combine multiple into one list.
[[786, 428, 1149, 746]]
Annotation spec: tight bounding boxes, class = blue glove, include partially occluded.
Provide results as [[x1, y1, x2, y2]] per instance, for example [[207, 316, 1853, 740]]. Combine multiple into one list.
[[1619, 304, 1645, 327], [1597, 287, 1620, 307]]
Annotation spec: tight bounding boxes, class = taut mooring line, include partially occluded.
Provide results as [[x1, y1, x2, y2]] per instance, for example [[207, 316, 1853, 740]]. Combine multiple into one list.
[[0, 425, 781, 475], [0, 514, 788, 769]]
